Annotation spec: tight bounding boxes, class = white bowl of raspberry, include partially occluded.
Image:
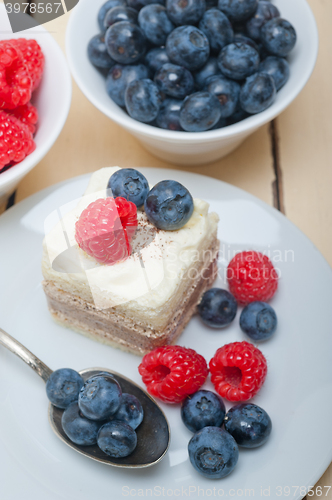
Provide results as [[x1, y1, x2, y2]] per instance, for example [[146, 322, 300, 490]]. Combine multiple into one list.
[[66, 0, 318, 166], [0, 4, 72, 209]]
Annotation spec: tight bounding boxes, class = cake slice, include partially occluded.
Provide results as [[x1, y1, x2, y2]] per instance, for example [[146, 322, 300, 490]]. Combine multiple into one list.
[[42, 167, 220, 355]]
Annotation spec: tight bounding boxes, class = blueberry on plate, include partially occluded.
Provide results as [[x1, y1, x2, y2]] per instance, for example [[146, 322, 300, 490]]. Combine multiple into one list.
[[188, 426, 239, 478], [198, 9, 233, 54], [61, 402, 102, 446], [156, 98, 183, 130], [154, 63, 194, 99], [166, 26, 210, 71], [179, 91, 222, 132], [240, 301, 277, 341], [106, 63, 149, 107], [105, 21, 147, 64], [224, 403, 272, 448], [87, 34, 115, 71], [194, 57, 220, 89], [218, 0, 258, 22], [104, 6, 138, 29], [232, 33, 260, 53], [246, 0, 280, 41], [125, 79, 162, 123], [166, 0, 206, 26], [128, 0, 165, 10], [205, 75, 240, 118], [78, 374, 122, 421], [144, 180, 194, 230], [145, 47, 170, 74], [218, 42, 260, 81], [259, 55, 290, 91], [226, 101, 249, 124], [107, 168, 149, 207], [98, 0, 127, 32], [138, 5, 174, 46], [110, 393, 144, 429], [46, 368, 84, 409], [181, 390, 226, 432], [240, 72, 276, 113], [198, 288, 238, 327], [97, 421, 137, 457], [261, 18, 297, 57]]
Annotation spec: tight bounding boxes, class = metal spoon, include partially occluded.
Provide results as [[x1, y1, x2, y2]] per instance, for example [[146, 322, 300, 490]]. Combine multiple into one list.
[[0, 328, 170, 468]]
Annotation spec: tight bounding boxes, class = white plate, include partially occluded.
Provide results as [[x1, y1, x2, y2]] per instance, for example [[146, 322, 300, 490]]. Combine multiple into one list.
[[0, 169, 332, 500]]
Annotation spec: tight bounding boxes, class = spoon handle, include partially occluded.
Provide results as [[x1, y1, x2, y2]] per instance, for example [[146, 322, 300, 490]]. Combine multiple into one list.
[[0, 328, 53, 383]]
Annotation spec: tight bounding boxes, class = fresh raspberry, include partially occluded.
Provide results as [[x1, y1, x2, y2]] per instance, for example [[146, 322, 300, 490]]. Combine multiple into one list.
[[227, 250, 278, 306], [10, 39, 45, 91], [75, 197, 138, 265], [0, 41, 32, 109], [138, 345, 209, 404], [8, 102, 38, 134], [0, 110, 36, 171], [209, 341, 267, 402]]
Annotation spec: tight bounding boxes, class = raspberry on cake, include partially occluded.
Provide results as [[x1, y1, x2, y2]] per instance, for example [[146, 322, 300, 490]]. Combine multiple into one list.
[[42, 167, 220, 355]]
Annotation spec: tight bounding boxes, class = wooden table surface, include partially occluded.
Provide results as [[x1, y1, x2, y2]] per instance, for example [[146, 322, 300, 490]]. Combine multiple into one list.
[[1, 1, 332, 497]]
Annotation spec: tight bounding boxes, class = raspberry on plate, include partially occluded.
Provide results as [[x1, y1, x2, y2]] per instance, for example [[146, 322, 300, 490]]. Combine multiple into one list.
[[227, 250, 278, 306], [8, 102, 38, 134], [209, 341, 267, 402], [138, 345, 208, 403], [0, 41, 32, 109], [11, 38, 45, 91], [0, 110, 36, 171]]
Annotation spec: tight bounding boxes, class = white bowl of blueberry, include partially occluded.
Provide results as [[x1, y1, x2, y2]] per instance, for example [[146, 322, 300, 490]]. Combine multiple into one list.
[[66, 0, 318, 165]]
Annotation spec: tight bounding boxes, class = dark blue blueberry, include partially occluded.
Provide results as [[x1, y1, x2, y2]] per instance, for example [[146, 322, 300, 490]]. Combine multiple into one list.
[[110, 393, 144, 429], [105, 21, 147, 64], [154, 63, 194, 98], [226, 102, 249, 124], [261, 18, 297, 57], [166, 26, 210, 71], [218, 0, 258, 22], [206, 0, 218, 8], [246, 0, 280, 40], [240, 72, 276, 113], [166, 0, 206, 26], [224, 403, 272, 448], [194, 57, 220, 89], [199, 9, 233, 54], [106, 63, 149, 107], [240, 301, 277, 341], [218, 42, 260, 80], [61, 402, 102, 446], [97, 421, 137, 457], [145, 47, 170, 74], [88, 34, 116, 71], [259, 55, 289, 91], [138, 5, 174, 46], [128, 0, 165, 10], [188, 427, 239, 478], [98, 0, 127, 32], [107, 168, 149, 207], [233, 32, 259, 52], [210, 116, 227, 129], [78, 375, 122, 421], [205, 75, 240, 117], [181, 390, 226, 432], [46, 368, 84, 409], [198, 288, 237, 327], [180, 91, 221, 131], [125, 78, 162, 122], [156, 98, 183, 130], [144, 180, 194, 230], [104, 6, 138, 29]]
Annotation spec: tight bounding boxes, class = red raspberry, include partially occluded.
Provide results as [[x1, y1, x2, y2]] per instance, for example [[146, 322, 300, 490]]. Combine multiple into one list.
[[10, 39, 45, 91], [0, 41, 32, 109], [0, 110, 36, 171], [8, 103, 38, 134], [138, 345, 209, 404], [227, 250, 278, 306], [75, 197, 138, 265], [209, 341, 267, 402]]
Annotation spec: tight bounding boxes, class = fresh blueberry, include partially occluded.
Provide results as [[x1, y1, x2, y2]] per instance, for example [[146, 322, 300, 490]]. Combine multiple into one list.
[[210, 116, 227, 129], [98, 0, 127, 32], [259, 55, 289, 91], [240, 301, 277, 341], [144, 180, 194, 230], [218, 42, 260, 81], [105, 21, 147, 64], [233, 32, 259, 53], [261, 18, 297, 57], [206, 0, 218, 8], [156, 98, 183, 130], [154, 63, 194, 98], [61, 402, 102, 446], [181, 390, 226, 432], [166, 0, 206, 26], [110, 393, 144, 429], [138, 5, 174, 46], [97, 421, 137, 457], [199, 9, 233, 54], [46, 368, 84, 409], [78, 374, 122, 421], [240, 72, 276, 113], [107, 168, 149, 207], [224, 403, 272, 448], [88, 34, 116, 71], [205, 75, 240, 117], [198, 288, 237, 327], [145, 47, 170, 74], [194, 57, 220, 89], [104, 6, 138, 29], [246, 0, 280, 40], [106, 63, 149, 107], [125, 78, 162, 122], [128, 0, 165, 10], [226, 102, 249, 124], [218, 0, 258, 22], [166, 26, 210, 71], [188, 427, 239, 478], [180, 91, 221, 132]]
